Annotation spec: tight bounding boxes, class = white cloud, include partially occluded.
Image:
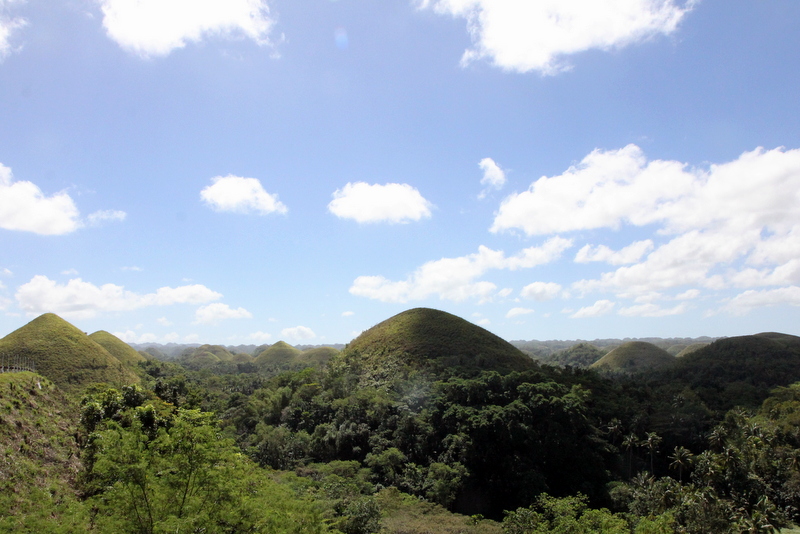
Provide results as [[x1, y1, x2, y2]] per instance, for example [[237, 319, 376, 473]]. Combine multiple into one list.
[[112, 330, 158, 343], [157, 316, 173, 326], [201, 175, 287, 215], [350, 237, 571, 303], [0, 1, 26, 61], [87, 209, 127, 226], [0, 163, 81, 235], [476, 318, 490, 326], [341, 311, 355, 317], [618, 302, 688, 317], [722, 286, 800, 316], [122, 266, 143, 272], [15, 275, 222, 319], [61, 269, 79, 276], [478, 157, 506, 198], [495, 145, 800, 306], [418, 0, 693, 75], [520, 281, 562, 301], [676, 289, 700, 300], [249, 331, 272, 342], [99, 0, 276, 57], [281, 325, 316, 340], [184, 334, 200, 343], [164, 332, 181, 342], [328, 182, 433, 224], [570, 299, 615, 318], [1, 268, 11, 277], [506, 307, 534, 318], [194, 303, 252, 324], [575, 240, 654, 265]]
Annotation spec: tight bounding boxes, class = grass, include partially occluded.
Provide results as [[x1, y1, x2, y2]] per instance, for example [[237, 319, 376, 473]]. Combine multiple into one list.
[[0, 313, 139, 396], [89, 330, 147, 367], [590, 341, 675, 373], [343, 307, 536, 376], [255, 341, 304, 368]]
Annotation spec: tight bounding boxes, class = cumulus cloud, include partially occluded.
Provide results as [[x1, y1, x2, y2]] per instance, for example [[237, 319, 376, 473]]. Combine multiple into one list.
[[570, 299, 615, 318], [494, 145, 800, 308], [328, 182, 433, 224], [0, 1, 26, 61], [15, 276, 221, 319], [350, 237, 571, 303], [249, 331, 272, 342], [99, 0, 276, 57], [281, 325, 316, 340], [194, 302, 252, 324], [506, 307, 534, 318], [575, 240, 654, 265], [418, 0, 693, 75], [478, 157, 506, 198], [201, 175, 287, 215], [520, 281, 562, 301], [0, 163, 81, 235], [342, 311, 355, 317], [157, 316, 173, 326], [721, 286, 800, 316]]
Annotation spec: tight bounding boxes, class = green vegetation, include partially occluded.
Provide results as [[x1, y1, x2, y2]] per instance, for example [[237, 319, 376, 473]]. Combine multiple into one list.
[[546, 342, 606, 368], [590, 341, 675, 373], [0, 314, 139, 395], [89, 330, 147, 368], [342, 307, 535, 382], [5, 311, 800, 533]]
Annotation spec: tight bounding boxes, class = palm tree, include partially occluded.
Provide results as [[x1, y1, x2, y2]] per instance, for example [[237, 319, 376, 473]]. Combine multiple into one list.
[[643, 432, 662, 474], [668, 445, 693, 482], [622, 433, 638, 478]]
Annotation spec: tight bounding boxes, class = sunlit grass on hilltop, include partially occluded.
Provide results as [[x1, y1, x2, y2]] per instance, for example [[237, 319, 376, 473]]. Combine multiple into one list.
[[342, 307, 536, 378], [0, 314, 139, 396], [590, 341, 675, 373]]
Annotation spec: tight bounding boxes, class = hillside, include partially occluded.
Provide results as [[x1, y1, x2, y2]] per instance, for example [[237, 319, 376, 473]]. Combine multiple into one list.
[[0, 314, 139, 395], [652, 333, 800, 411], [89, 330, 147, 368], [341, 308, 536, 379], [544, 342, 606, 368], [254, 341, 303, 368], [0, 372, 83, 529], [590, 341, 675, 373], [299, 346, 339, 366]]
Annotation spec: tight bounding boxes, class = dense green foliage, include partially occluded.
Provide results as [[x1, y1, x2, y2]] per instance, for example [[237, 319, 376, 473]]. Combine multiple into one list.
[[6, 312, 800, 533]]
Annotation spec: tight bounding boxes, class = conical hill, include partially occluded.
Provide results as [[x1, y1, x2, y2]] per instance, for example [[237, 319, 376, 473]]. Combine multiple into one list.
[[299, 346, 339, 366], [590, 341, 674, 373], [0, 313, 139, 395], [342, 308, 535, 377], [89, 330, 147, 368], [255, 341, 303, 368]]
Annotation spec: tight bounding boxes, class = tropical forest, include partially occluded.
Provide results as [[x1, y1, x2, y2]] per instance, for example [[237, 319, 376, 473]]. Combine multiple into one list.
[[2, 308, 800, 533]]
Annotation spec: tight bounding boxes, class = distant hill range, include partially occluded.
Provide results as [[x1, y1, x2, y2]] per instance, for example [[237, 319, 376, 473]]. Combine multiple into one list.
[[0, 313, 139, 395], [131, 340, 345, 359], [339, 308, 536, 383]]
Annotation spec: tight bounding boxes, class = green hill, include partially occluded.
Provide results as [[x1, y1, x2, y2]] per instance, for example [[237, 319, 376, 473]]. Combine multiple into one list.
[[179, 344, 236, 366], [590, 341, 675, 373], [299, 346, 339, 366], [89, 330, 147, 368], [341, 308, 536, 379], [0, 314, 139, 395], [675, 342, 709, 358], [0, 372, 83, 528], [653, 333, 800, 411], [544, 342, 605, 368], [254, 341, 303, 368]]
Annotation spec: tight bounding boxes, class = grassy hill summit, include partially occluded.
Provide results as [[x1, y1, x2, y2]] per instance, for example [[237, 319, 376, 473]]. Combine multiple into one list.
[[299, 346, 339, 366], [0, 313, 139, 395], [590, 341, 675, 373], [89, 330, 147, 368], [255, 340, 303, 368], [341, 307, 536, 377]]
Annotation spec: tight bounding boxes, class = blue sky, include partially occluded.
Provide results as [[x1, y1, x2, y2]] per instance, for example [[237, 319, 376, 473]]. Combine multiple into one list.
[[2, 0, 800, 345]]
